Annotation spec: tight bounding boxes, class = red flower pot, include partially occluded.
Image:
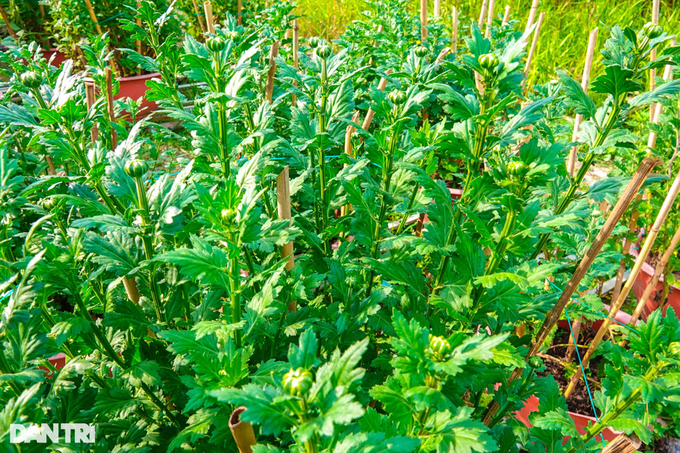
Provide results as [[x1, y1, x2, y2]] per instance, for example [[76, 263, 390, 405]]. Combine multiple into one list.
[[557, 304, 632, 331], [41, 48, 68, 67], [630, 245, 680, 321], [515, 395, 620, 443], [39, 352, 66, 378], [117, 73, 160, 116]]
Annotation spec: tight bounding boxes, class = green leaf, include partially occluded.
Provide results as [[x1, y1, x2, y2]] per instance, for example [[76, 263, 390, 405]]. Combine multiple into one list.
[[288, 329, 318, 370]]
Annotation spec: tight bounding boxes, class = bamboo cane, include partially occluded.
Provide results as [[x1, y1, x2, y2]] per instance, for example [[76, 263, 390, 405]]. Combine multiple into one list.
[[451, 7, 458, 53], [565, 164, 680, 399], [341, 111, 362, 218], [229, 407, 257, 453], [484, 0, 495, 38], [649, 0, 660, 120], [565, 314, 582, 362], [434, 0, 441, 17], [567, 28, 598, 176], [238, 0, 242, 26], [123, 277, 141, 304], [85, 82, 99, 142], [0, 5, 17, 39], [204, 1, 215, 34], [481, 157, 662, 425], [105, 67, 118, 151], [276, 167, 296, 312], [524, 0, 539, 35], [192, 0, 206, 33], [478, 0, 488, 27], [502, 5, 511, 25], [522, 12, 544, 88], [265, 41, 280, 103], [136, 0, 142, 55], [421, 0, 428, 41], [291, 20, 299, 105], [630, 222, 680, 324], [601, 434, 642, 453], [83, 0, 103, 36], [648, 62, 674, 150], [608, 195, 642, 315], [361, 73, 391, 131]]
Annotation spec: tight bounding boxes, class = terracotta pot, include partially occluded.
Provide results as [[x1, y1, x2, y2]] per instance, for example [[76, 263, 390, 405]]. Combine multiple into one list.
[[41, 48, 68, 67], [39, 352, 66, 378], [557, 303, 632, 332], [630, 244, 680, 321], [515, 395, 620, 443], [117, 73, 160, 116]]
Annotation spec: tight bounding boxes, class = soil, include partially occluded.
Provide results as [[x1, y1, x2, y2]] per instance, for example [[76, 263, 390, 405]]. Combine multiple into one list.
[[655, 438, 680, 453], [541, 329, 603, 416]]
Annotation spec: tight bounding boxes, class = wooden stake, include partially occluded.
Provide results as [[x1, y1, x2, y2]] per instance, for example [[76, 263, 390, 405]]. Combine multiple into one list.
[[648, 62, 674, 150], [481, 157, 661, 426], [204, 1, 215, 34], [522, 12, 544, 87], [565, 163, 680, 399], [608, 195, 642, 315], [420, 0, 428, 41], [451, 7, 458, 53], [524, 0, 539, 35], [229, 407, 257, 453], [237, 0, 242, 26], [291, 20, 299, 105], [434, 0, 441, 17], [478, 0, 488, 27], [567, 27, 598, 176], [136, 0, 142, 55], [192, 0, 206, 33], [361, 73, 391, 131], [84, 0, 103, 36], [502, 5, 511, 25], [565, 316, 582, 361], [649, 0, 661, 120], [484, 0, 495, 38], [341, 111, 362, 217], [276, 167, 296, 311], [265, 41, 280, 103], [123, 277, 141, 304], [630, 221, 680, 324], [85, 82, 99, 142], [0, 5, 17, 39], [600, 434, 642, 453], [105, 67, 118, 151]]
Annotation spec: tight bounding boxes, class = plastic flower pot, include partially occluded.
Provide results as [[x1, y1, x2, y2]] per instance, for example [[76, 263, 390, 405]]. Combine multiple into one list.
[[514, 395, 620, 443], [41, 48, 68, 67], [630, 244, 680, 321], [557, 304, 632, 331], [117, 73, 160, 116]]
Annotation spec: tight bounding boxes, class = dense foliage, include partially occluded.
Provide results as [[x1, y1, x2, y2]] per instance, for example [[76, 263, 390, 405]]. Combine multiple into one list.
[[1, 0, 680, 452]]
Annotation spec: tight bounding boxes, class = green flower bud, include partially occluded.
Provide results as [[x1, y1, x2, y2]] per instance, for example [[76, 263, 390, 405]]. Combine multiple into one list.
[[224, 30, 239, 40], [642, 22, 663, 40], [414, 45, 429, 58], [316, 44, 332, 59], [429, 335, 452, 357], [124, 159, 149, 179], [507, 161, 526, 176], [388, 89, 406, 105], [282, 368, 313, 396], [479, 53, 499, 72], [670, 341, 680, 356], [21, 71, 42, 89], [221, 208, 236, 223], [206, 36, 226, 53], [41, 197, 57, 211], [308, 36, 320, 49], [528, 356, 543, 369]]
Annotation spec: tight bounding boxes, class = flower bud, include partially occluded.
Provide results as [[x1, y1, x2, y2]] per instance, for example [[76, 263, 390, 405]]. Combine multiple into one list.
[[224, 30, 239, 40], [506, 161, 526, 177], [414, 45, 429, 58], [308, 36, 320, 49], [316, 44, 332, 59], [282, 368, 313, 396], [206, 36, 226, 53], [21, 71, 42, 89], [124, 159, 149, 179], [479, 53, 499, 72], [429, 334, 452, 358], [642, 22, 663, 40], [388, 89, 406, 105], [528, 356, 544, 369], [670, 341, 680, 357]]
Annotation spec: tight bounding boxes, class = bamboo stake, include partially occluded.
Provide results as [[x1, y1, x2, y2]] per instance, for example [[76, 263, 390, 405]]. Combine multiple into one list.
[[601, 434, 642, 453], [361, 73, 391, 131], [291, 20, 299, 105], [630, 222, 680, 324], [451, 7, 458, 53], [649, 0, 660, 120], [478, 0, 488, 27], [608, 195, 642, 314], [84, 0, 103, 36], [276, 167, 296, 312], [565, 316, 582, 361], [123, 277, 141, 304], [420, 0, 428, 41], [565, 163, 680, 399], [238, 0, 242, 26], [524, 0, 539, 35], [105, 67, 118, 151], [192, 0, 206, 33], [484, 0, 495, 38], [136, 0, 142, 55], [434, 0, 441, 17], [85, 82, 99, 142], [341, 111, 362, 218], [204, 1, 215, 34], [229, 407, 257, 453], [648, 62, 674, 150], [502, 5, 511, 25], [522, 12, 544, 88], [482, 157, 662, 425], [265, 41, 280, 103], [0, 5, 17, 39], [567, 28, 598, 176]]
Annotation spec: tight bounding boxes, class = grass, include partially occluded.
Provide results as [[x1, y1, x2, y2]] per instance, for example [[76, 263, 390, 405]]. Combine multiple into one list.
[[295, 0, 680, 84]]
